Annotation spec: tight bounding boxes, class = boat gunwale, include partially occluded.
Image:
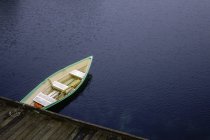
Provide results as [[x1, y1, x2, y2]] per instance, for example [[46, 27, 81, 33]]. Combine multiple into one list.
[[20, 56, 93, 110]]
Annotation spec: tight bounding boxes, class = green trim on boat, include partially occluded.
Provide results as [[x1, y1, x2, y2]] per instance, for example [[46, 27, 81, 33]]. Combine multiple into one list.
[[20, 56, 93, 110]]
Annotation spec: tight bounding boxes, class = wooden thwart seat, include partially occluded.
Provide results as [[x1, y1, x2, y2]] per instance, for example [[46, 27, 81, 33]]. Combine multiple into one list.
[[69, 70, 85, 79], [33, 92, 57, 107], [47, 70, 83, 95], [52, 81, 68, 92]]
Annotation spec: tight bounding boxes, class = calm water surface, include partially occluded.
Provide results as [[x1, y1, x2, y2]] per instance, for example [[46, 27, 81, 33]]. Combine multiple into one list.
[[0, 0, 210, 139]]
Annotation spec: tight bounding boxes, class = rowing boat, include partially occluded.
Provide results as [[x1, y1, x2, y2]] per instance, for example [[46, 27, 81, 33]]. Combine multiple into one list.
[[20, 56, 93, 110]]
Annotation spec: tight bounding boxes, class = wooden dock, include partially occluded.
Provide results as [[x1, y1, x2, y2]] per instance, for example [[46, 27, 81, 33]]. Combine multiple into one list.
[[0, 97, 146, 140]]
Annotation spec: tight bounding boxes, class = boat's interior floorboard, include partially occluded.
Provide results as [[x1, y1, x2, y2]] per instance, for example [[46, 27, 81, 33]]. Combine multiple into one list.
[[0, 97, 145, 140]]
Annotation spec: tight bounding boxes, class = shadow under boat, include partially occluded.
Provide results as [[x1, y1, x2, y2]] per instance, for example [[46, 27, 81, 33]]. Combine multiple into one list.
[[47, 74, 92, 112]]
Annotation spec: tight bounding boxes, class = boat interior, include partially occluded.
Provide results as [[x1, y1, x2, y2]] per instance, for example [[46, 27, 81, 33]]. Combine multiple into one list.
[[22, 58, 91, 109]]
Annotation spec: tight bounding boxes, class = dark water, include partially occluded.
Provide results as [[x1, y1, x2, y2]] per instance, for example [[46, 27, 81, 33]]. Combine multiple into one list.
[[0, 0, 210, 139]]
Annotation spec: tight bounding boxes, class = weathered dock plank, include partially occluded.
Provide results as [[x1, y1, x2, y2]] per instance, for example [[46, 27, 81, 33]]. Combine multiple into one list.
[[0, 97, 146, 140]]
